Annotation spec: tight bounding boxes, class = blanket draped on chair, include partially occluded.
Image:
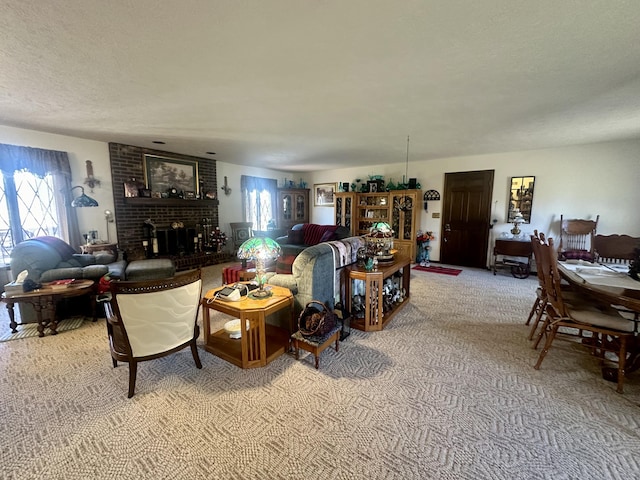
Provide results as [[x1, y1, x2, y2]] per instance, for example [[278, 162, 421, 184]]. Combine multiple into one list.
[[327, 237, 365, 305]]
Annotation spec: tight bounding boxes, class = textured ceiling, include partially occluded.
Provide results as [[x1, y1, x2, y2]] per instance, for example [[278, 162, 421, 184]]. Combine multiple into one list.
[[1, 1, 640, 172]]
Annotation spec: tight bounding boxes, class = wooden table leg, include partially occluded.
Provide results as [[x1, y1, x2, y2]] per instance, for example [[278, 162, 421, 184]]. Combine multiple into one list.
[[5, 302, 17, 333]]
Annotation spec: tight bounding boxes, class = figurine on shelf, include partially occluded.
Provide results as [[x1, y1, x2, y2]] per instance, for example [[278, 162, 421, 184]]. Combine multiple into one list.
[[209, 227, 227, 253]]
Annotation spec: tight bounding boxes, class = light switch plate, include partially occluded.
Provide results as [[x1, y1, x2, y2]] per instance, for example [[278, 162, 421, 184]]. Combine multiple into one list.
[[432, 212, 440, 218]]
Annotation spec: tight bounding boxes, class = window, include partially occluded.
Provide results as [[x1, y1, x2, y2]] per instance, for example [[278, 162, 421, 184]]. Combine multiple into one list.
[[240, 176, 277, 231], [0, 143, 78, 265], [0, 171, 62, 264]]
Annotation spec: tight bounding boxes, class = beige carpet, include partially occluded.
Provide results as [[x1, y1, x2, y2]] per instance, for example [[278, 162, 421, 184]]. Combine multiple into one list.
[[0, 263, 638, 479]]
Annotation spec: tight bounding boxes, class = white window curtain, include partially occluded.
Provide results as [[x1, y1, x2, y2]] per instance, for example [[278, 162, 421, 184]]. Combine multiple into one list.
[[240, 175, 277, 231]]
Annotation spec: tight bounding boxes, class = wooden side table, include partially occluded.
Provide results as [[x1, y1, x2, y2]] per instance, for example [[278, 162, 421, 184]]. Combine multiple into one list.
[[346, 256, 411, 331], [201, 284, 293, 368]]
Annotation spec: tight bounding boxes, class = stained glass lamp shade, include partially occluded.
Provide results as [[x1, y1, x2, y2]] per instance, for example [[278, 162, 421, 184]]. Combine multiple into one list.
[[366, 222, 395, 263], [236, 237, 281, 298]]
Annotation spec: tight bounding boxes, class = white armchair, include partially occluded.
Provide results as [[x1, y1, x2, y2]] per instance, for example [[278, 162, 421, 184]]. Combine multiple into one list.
[[104, 269, 203, 398]]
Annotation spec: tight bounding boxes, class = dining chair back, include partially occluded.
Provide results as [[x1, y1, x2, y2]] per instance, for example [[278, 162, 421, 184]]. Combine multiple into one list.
[[558, 214, 599, 261], [105, 269, 203, 397], [534, 237, 634, 393], [593, 234, 640, 264]]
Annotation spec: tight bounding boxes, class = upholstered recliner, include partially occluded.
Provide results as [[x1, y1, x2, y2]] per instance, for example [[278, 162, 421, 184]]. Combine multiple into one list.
[[266, 236, 364, 316], [9, 236, 127, 322], [10, 236, 127, 283]]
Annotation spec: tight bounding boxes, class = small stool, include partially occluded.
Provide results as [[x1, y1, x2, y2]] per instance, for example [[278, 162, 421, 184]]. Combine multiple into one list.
[[125, 259, 175, 281], [291, 326, 341, 369]]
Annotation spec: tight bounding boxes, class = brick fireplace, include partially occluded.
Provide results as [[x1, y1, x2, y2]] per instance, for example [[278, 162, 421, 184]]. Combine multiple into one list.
[[109, 142, 227, 266]]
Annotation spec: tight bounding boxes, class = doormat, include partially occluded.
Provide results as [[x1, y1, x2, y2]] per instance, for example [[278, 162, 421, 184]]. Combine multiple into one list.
[[412, 265, 462, 276], [0, 316, 86, 342]]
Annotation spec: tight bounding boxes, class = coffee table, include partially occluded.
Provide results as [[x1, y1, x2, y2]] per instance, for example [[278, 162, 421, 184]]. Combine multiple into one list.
[[1, 280, 95, 337], [201, 284, 293, 368]]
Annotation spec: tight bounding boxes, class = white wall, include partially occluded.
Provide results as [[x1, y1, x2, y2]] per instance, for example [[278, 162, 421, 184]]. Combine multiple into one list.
[[0, 125, 115, 242], [308, 139, 640, 262]]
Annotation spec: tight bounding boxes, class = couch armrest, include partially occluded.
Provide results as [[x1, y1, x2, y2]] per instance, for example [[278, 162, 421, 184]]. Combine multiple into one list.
[[267, 273, 299, 295], [107, 260, 128, 280], [72, 254, 97, 267], [275, 235, 290, 245]]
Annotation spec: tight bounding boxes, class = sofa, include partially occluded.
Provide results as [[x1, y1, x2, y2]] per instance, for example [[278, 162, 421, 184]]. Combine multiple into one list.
[[266, 236, 364, 318], [9, 236, 128, 322], [275, 223, 352, 256]]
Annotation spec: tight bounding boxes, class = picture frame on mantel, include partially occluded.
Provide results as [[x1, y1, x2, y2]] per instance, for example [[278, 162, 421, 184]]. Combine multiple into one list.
[[314, 183, 336, 207], [143, 154, 199, 196]]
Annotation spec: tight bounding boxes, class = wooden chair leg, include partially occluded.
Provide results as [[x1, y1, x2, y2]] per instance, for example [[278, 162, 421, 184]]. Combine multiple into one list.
[[335, 336, 339, 352], [128, 361, 138, 398], [528, 300, 547, 341], [534, 324, 559, 370], [617, 337, 627, 394], [191, 339, 202, 369], [526, 297, 540, 326], [112, 357, 118, 368], [314, 353, 319, 369]]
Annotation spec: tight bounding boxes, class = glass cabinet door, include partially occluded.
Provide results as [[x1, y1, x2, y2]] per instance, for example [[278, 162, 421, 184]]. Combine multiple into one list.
[[295, 193, 306, 221], [282, 194, 292, 222]]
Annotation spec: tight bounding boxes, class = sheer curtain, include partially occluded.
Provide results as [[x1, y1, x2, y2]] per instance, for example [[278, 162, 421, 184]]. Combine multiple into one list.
[[240, 175, 277, 231], [0, 143, 82, 248]]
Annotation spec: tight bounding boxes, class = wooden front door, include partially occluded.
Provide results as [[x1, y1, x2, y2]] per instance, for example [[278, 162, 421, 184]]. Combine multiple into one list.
[[441, 170, 494, 268]]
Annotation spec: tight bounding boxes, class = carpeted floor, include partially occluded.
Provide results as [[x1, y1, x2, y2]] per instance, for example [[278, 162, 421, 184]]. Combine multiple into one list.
[[0, 262, 638, 479]]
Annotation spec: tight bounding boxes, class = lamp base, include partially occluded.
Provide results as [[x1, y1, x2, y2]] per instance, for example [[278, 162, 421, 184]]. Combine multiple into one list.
[[249, 288, 273, 299], [510, 225, 522, 235]]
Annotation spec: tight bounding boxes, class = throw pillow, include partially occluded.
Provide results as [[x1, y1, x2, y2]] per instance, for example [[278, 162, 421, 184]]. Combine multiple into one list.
[[319, 229, 337, 243], [275, 254, 297, 274], [288, 229, 304, 245]]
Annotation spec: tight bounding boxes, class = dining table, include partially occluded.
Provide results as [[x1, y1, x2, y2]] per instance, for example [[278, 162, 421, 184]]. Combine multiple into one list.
[[557, 260, 640, 315], [557, 260, 640, 379]]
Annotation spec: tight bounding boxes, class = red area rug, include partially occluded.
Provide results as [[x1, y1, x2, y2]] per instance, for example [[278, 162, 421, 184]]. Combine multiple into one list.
[[412, 265, 462, 276]]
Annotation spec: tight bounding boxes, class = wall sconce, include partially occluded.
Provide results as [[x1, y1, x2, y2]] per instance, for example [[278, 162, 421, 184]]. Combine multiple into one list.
[[71, 186, 99, 207], [221, 176, 232, 196], [84, 160, 101, 191], [104, 210, 114, 242]]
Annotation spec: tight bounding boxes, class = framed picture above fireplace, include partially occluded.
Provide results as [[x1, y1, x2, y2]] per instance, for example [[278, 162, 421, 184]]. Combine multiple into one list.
[[143, 155, 199, 196]]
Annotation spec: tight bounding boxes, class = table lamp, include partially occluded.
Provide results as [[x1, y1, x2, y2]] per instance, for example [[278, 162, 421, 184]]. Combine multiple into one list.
[[366, 221, 395, 264], [511, 209, 525, 235], [236, 237, 281, 298]]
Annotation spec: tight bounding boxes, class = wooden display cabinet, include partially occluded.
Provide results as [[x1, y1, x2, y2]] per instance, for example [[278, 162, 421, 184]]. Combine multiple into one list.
[[356, 193, 390, 236], [277, 188, 309, 230], [334, 192, 357, 236], [389, 190, 421, 262]]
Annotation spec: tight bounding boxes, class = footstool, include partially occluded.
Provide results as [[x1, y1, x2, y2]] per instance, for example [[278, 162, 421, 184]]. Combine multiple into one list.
[[291, 325, 341, 369], [125, 259, 175, 281]]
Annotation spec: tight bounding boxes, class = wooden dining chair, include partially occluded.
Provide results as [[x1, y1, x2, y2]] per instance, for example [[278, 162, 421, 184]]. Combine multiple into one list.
[[533, 237, 635, 393], [528, 231, 593, 345], [558, 214, 599, 261], [104, 269, 203, 398], [593, 234, 640, 265]]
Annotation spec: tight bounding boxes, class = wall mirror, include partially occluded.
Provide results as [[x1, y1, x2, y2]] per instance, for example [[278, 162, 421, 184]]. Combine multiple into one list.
[[508, 176, 535, 223]]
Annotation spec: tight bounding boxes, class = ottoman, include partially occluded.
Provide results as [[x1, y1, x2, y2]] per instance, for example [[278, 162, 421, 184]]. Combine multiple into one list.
[[125, 259, 175, 281]]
